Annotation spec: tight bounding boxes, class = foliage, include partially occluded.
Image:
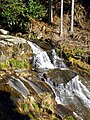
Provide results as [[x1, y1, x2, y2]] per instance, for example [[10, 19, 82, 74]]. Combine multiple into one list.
[[45, 101, 50, 108], [21, 103, 28, 112], [0, 0, 29, 32], [66, 116, 75, 120], [0, 62, 8, 69], [28, 114, 35, 120], [53, 118, 60, 120], [17, 94, 60, 120], [33, 102, 39, 112], [0, 0, 46, 32], [29, 0, 46, 19], [9, 58, 24, 69], [24, 61, 30, 69], [0, 58, 30, 70]]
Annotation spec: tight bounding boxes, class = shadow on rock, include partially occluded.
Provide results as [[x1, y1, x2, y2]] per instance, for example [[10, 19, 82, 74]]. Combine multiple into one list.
[[0, 90, 30, 120]]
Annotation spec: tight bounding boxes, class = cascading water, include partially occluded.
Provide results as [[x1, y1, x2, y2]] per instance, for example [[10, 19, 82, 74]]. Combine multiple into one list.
[[57, 75, 90, 109], [28, 41, 67, 70], [28, 41, 90, 120], [51, 49, 67, 69], [28, 41, 55, 69]]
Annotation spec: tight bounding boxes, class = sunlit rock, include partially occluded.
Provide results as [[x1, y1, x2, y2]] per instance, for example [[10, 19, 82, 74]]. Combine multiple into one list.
[[0, 29, 9, 35]]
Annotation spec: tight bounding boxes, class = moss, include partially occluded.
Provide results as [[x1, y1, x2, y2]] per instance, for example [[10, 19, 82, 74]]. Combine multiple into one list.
[[0, 61, 9, 69], [9, 58, 24, 68], [55, 48, 59, 54], [28, 114, 35, 120], [0, 58, 31, 70], [66, 116, 75, 120], [45, 101, 50, 108], [0, 63, 5, 69], [33, 102, 39, 112], [21, 103, 28, 112], [61, 45, 85, 60], [53, 117, 60, 120], [68, 56, 90, 71]]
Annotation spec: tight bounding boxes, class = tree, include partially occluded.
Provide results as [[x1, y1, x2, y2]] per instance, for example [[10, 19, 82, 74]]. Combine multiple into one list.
[[71, 0, 74, 32], [48, 0, 53, 24], [60, 0, 64, 36]]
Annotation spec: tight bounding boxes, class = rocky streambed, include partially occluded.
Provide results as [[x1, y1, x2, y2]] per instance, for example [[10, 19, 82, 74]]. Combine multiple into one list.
[[0, 34, 90, 120]]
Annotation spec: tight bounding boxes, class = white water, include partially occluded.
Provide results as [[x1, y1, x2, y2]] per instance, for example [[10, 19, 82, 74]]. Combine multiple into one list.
[[73, 112, 83, 120], [28, 41, 68, 69], [28, 41, 55, 69], [58, 75, 90, 108], [51, 49, 67, 68], [45, 78, 62, 104], [27, 41, 90, 119], [28, 42, 90, 106], [28, 41, 42, 54], [33, 52, 55, 69]]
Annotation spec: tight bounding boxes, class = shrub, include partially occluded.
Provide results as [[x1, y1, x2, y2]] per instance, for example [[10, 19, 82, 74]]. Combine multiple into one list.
[[28, 0, 46, 19], [0, 0, 46, 32], [0, 0, 30, 32]]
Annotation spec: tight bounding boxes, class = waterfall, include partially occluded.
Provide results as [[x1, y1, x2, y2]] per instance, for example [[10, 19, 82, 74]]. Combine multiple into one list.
[[27, 41, 90, 119], [45, 78, 62, 104], [28, 41, 67, 70], [28, 41, 55, 69], [51, 49, 67, 68], [58, 75, 90, 108]]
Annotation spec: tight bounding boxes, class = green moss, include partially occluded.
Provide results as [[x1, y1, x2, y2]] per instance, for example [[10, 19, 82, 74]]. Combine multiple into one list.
[[21, 103, 28, 112], [0, 61, 8, 69], [33, 102, 39, 112], [0, 58, 31, 70], [53, 117, 60, 120], [45, 101, 50, 108], [55, 48, 59, 54], [28, 114, 35, 120], [9, 58, 24, 68], [0, 63, 5, 69], [66, 116, 75, 120]]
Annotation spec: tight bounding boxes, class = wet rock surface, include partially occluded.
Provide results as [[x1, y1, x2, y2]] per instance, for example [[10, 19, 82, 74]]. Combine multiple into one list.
[[43, 69, 90, 120], [0, 34, 90, 120], [0, 71, 74, 120]]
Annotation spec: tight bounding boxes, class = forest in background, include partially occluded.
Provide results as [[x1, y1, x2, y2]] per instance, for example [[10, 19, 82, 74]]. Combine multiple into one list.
[[0, 0, 90, 33]]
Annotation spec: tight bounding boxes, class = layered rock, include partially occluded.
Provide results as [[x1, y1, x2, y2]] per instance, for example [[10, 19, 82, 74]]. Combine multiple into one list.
[[0, 34, 32, 61]]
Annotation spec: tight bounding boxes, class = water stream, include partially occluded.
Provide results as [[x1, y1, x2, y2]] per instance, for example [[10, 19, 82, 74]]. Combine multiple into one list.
[[28, 41, 68, 70], [28, 41, 55, 69], [5, 41, 90, 120], [27, 41, 90, 120]]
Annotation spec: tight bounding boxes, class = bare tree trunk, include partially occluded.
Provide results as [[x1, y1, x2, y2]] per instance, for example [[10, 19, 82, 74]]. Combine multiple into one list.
[[71, 0, 74, 32], [48, 0, 53, 24], [60, 0, 63, 36]]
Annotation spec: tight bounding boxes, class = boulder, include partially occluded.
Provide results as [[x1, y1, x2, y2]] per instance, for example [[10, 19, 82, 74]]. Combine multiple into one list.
[[0, 29, 9, 35], [0, 35, 32, 61]]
